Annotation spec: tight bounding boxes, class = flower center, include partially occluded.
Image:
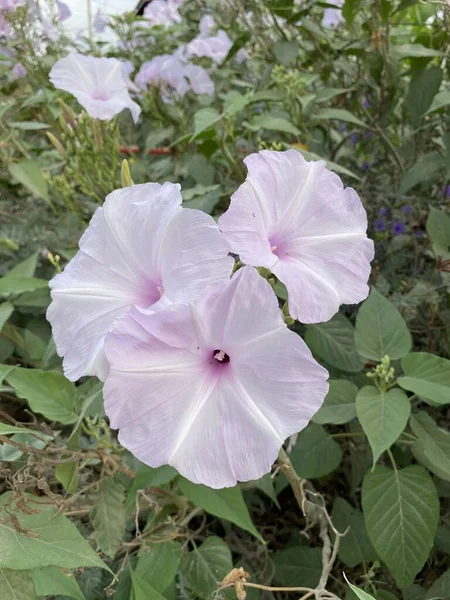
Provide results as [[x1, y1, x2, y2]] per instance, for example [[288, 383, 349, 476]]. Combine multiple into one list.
[[213, 349, 230, 364]]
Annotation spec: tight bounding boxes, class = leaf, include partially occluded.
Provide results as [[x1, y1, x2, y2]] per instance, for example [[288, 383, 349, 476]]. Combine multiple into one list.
[[0, 492, 110, 571], [344, 576, 376, 600], [313, 108, 366, 128], [8, 160, 49, 203], [331, 498, 378, 567], [252, 474, 280, 508], [125, 464, 177, 512], [178, 478, 263, 542], [130, 568, 167, 600], [305, 313, 365, 372], [222, 91, 252, 115], [6, 253, 39, 278], [180, 537, 232, 600], [0, 302, 13, 331], [244, 115, 300, 135], [424, 568, 450, 599], [6, 367, 78, 424], [0, 568, 38, 600], [31, 566, 86, 600], [315, 87, 354, 103], [273, 546, 322, 588], [274, 40, 299, 66], [8, 122, 50, 130], [426, 207, 450, 257], [290, 423, 342, 478], [312, 379, 357, 425], [0, 277, 48, 297], [406, 67, 442, 126], [190, 108, 221, 140], [435, 524, 450, 554], [136, 541, 181, 593], [356, 386, 410, 464], [90, 479, 126, 558], [362, 465, 439, 587], [410, 412, 450, 481], [0, 424, 41, 436], [398, 352, 450, 405], [395, 44, 444, 59], [426, 90, 450, 115], [355, 288, 412, 361], [398, 153, 444, 195]]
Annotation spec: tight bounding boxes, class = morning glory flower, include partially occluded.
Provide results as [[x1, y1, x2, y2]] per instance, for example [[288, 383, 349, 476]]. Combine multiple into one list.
[[184, 64, 214, 96], [374, 218, 386, 232], [0, 13, 11, 37], [199, 14, 215, 37], [12, 62, 26, 77], [93, 8, 108, 33], [47, 183, 233, 382], [322, 0, 344, 28], [187, 29, 232, 64], [144, 0, 182, 27], [104, 266, 329, 488], [135, 54, 189, 97], [49, 53, 141, 123], [0, 0, 27, 11], [218, 150, 374, 324], [391, 220, 406, 235], [55, 0, 71, 21], [42, 18, 59, 42]]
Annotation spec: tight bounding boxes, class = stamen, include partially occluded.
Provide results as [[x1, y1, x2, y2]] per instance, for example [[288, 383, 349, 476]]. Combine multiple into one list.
[[213, 349, 230, 363]]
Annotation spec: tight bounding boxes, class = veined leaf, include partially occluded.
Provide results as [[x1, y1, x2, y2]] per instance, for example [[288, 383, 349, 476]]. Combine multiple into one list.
[[136, 540, 181, 593], [410, 412, 450, 481], [90, 479, 126, 558], [290, 423, 342, 478], [0, 568, 38, 600], [0, 302, 14, 331], [398, 352, 450, 405], [313, 108, 366, 128], [8, 160, 49, 203], [273, 546, 322, 588], [130, 568, 166, 600], [332, 498, 378, 567], [31, 566, 86, 600], [313, 379, 357, 425], [0, 277, 48, 297]]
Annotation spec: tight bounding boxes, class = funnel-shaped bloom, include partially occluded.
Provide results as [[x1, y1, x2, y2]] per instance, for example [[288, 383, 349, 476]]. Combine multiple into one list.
[[219, 150, 374, 323], [49, 53, 141, 123], [104, 266, 328, 488], [47, 183, 233, 382], [187, 29, 232, 64], [184, 64, 214, 96], [55, 0, 71, 21]]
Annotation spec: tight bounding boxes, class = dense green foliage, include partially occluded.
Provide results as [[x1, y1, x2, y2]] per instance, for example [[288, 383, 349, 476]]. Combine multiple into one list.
[[1, 1, 450, 600]]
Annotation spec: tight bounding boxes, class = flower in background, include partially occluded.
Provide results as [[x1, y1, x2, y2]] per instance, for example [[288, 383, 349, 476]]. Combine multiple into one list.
[[219, 150, 374, 324], [55, 0, 71, 21], [93, 7, 108, 33], [121, 60, 140, 93], [144, 0, 182, 27], [12, 62, 26, 77], [374, 218, 386, 232], [50, 53, 141, 123], [0, 12, 11, 37], [322, 0, 344, 28], [350, 132, 358, 145], [184, 64, 214, 96], [0, 0, 27, 11], [391, 220, 406, 235], [104, 266, 329, 488], [187, 28, 232, 65], [416, 229, 424, 238], [402, 205, 412, 215], [362, 161, 370, 171], [379, 207, 389, 217], [442, 184, 450, 198], [198, 13, 215, 37], [135, 54, 190, 97], [47, 182, 233, 381], [42, 18, 60, 42], [362, 97, 371, 109]]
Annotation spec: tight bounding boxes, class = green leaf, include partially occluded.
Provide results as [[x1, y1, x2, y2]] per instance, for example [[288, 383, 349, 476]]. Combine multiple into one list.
[[244, 115, 300, 135], [399, 153, 444, 195], [190, 108, 221, 140], [8, 160, 49, 203], [426, 90, 450, 115], [8, 122, 50, 130], [362, 465, 439, 587], [273, 546, 322, 588], [312, 380, 357, 425], [342, 0, 362, 24], [344, 576, 377, 600], [435, 524, 450, 554], [6, 367, 78, 424], [0, 568, 38, 600], [180, 537, 232, 600], [315, 87, 354, 103], [356, 386, 410, 464], [424, 568, 450, 599], [31, 566, 86, 600], [136, 541, 181, 593], [313, 108, 366, 128], [398, 352, 450, 405], [305, 313, 365, 372], [426, 207, 450, 257], [410, 412, 450, 481], [290, 423, 342, 478], [0, 492, 110, 571], [222, 91, 252, 116], [395, 44, 444, 59], [0, 431, 52, 463], [355, 288, 412, 361], [332, 498, 378, 567], [125, 465, 177, 512], [178, 478, 263, 542], [252, 474, 280, 507], [6, 253, 39, 278], [406, 67, 442, 127], [0, 302, 14, 331], [0, 277, 48, 297], [274, 40, 299, 66], [90, 479, 126, 558], [130, 568, 167, 600], [0, 424, 41, 436]]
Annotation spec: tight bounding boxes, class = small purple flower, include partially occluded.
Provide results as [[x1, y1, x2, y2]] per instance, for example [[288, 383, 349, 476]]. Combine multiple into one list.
[[444, 184, 450, 199], [350, 133, 358, 145], [379, 207, 389, 217], [391, 220, 406, 235], [415, 229, 424, 238], [362, 97, 371, 109], [362, 161, 370, 171], [12, 62, 27, 78], [374, 218, 386, 232], [338, 121, 347, 133], [402, 205, 412, 215]]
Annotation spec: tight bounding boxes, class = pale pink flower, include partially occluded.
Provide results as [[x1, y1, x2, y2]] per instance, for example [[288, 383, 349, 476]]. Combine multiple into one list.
[[322, 0, 344, 28], [218, 150, 374, 324], [104, 266, 328, 488], [0, 12, 11, 37], [42, 18, 60, 42], [12, 62, 26, 77], [187, 29, 232, 64], [49, 53, 141, 123], [198, 14, 215, 37], [93, 7, 108, 33], [235, 47, 249, 64], [47, 183, 233, 382], [55, 0, 71, 21], [135, 54, 189, 97], [184, 64, 214, 96], [0, 0, 27, 11], [144, 0, 181, 27]]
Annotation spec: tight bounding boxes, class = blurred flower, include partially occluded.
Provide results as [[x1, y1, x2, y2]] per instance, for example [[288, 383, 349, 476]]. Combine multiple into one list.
[[12, 62, 26, 77], [322, 0, 344, 28], [55, 0, 71, 21], [42, 18, 60, 41], [50, 52, 141, 123], [0, 0, 27, 11], [136, 54, 189, 97], [350, 132, 358, 145], [402, 205, 412, 215], [219, 149, 374, 323], [374, 218, 386, 232], [103, 266, 329, 488], [47, 182, 233, 381], [443, 184, 450, 198], [362, 97, 371, 109], [94, 7, 108, 33], [416, 229, 424, 238], [198, 13, 215, 37], [362, 161, 370, 171], [391, 220, 406, 235], [0, 12, 11, 37], [184, 63, 214, 95], [379, 207, 389, 217], [121, 60, 140, 93], [187, 29, 232, 64], [235, 47, 249, 64], [144, 0, 182, 27]]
